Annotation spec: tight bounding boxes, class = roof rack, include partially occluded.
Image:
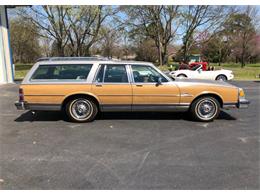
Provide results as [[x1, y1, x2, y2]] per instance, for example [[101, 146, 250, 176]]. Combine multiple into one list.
[[36, 56, 111, 62]]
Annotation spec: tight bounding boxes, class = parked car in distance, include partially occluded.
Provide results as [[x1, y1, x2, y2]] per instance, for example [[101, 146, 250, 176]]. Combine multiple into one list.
[[169, 64, 234, 81], [15, 57, 249, 122]]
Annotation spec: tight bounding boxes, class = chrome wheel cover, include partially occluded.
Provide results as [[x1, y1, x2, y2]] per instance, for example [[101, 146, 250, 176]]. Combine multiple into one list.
[[217, 75, 227, 81], [196, 99, 217, 120], [70, 99, 92, 120]]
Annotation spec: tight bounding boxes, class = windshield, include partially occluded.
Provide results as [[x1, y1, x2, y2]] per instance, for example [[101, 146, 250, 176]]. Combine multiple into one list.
[[191, 64, 202, 70]]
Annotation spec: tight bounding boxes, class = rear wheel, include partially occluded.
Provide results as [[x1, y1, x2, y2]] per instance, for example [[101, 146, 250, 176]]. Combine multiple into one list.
[[65, 97, 98, 122], [190, 96, 220, 122], [216, 74, 227, 81]]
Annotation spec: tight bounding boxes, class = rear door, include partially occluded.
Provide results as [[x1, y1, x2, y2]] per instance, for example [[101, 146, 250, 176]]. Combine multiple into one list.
[[91, 64, 132, 111]]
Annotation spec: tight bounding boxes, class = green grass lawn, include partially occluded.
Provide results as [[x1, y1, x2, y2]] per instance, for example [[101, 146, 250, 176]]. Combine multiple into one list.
[[14, 63, 260, 81], [210, 63, 260, 80], [15, 64, 33, 80]]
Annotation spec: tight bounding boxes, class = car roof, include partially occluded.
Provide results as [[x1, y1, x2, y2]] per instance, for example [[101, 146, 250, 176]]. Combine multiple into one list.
[[36, 57, 153, 65]]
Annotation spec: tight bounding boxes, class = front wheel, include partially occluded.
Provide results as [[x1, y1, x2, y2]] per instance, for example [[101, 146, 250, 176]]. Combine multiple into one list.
[[216, 74, 227, 81], [65, 97, 98, 122], [189, 96, 220, 122]]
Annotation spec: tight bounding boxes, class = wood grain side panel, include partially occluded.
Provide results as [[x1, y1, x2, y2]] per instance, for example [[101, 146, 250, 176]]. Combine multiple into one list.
[[91, 84, 132, 104], [21, 84, 92, 104], [132, 84, 180, 104]]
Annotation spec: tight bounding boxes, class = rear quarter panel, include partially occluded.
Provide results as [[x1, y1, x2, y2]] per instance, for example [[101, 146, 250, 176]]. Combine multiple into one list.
[[21, 84, 94, 104]]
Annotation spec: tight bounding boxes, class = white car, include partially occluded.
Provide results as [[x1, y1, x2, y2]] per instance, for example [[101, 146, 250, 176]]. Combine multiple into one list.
[[169, 65, 234, 81]]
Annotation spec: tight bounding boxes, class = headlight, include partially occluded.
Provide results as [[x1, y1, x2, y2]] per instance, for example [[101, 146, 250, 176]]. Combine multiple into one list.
[[239, 88, 245, 97]]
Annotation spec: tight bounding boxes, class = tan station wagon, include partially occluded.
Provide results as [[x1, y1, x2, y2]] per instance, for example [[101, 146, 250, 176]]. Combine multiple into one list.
[[15, 57, 249, 122]]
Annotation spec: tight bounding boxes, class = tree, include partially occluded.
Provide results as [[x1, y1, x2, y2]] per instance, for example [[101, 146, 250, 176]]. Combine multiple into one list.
[[99, 27, 120, 58], [10, 17, 41, 63], [223, 11, 256, 67], [201, 32, 230, 65], [248, 34, 260, 63], [19, 6, 70, 56], [180, 5, 226, 61], [18, 5, 116, 57], [65, 6, 117, 56], [122, 5, 180, 65], [135, 38, 158, 62]]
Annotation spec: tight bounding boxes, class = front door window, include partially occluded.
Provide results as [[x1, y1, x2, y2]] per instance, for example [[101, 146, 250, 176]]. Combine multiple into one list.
[[131, 65, 168, 83]]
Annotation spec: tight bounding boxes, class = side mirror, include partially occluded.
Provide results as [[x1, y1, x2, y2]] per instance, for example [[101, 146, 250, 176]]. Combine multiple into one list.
[[198, 69, 202, 73]]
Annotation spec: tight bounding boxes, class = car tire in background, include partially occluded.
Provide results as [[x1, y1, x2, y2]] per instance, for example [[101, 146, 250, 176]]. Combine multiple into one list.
[[216, 74, 227, 81], [189, 96, 220, 122], [65, 97, 98, 122]]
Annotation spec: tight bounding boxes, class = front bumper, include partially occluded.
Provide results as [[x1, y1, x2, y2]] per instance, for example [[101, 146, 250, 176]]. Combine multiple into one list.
[[223, 98, 250, 109], [237, 98, 250, 108]]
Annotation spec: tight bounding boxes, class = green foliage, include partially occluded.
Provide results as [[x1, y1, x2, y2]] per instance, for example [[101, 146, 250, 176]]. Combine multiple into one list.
[[222, 13, 256, 67], [10, 18, 41, 63], [135, 39, 158, 63]]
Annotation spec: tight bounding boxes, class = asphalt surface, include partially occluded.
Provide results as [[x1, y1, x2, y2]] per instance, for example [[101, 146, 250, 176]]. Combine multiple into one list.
[[0, 81, 259, 189]]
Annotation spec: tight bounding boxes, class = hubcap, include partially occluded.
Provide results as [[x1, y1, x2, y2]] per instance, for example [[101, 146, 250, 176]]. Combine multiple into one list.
[[71, 99, 92, 120], [197, 99, 217, 119], [217, 76, 226, 81]]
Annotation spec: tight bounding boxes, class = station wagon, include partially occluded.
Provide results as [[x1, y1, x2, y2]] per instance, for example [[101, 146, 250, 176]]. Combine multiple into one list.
[[15, 57, 249, 122]]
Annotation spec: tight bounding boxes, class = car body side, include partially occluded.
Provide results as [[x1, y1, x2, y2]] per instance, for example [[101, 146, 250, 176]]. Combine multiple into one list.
[[169, 67, 234, 80], [18, 60, 240, 112]]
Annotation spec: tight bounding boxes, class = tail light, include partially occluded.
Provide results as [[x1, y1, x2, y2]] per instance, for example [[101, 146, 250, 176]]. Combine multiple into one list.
[[19, 88, 24, 102]]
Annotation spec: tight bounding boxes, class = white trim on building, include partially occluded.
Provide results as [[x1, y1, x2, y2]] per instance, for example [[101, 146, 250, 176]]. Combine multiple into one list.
[[0, 5, 14, 84]]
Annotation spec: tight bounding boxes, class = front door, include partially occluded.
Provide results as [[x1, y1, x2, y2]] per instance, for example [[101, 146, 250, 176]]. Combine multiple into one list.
[[91, 64, 132, 111], [130, 65, 180, 111]]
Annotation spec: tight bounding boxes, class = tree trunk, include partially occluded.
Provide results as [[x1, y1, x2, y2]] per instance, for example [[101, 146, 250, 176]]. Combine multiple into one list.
[[157, 38, 163, 66], [241, 49, 245, 68], [162, 44, 168, 65], [241, 56, 245, 68], [183, 43, 189, 62], [56, 41, 65, 57], [218, 48, 222, 66], [85, 47, 91, 57]]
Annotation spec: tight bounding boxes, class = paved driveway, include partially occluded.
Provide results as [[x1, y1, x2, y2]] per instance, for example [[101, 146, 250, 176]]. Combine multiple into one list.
[[0, 81, 259, 189]]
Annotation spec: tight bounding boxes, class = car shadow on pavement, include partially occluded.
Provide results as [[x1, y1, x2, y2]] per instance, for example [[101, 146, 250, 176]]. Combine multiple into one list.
[[14, 111, 65, 122], [98, 110, 236, 121], [14, 110, 236, 122]]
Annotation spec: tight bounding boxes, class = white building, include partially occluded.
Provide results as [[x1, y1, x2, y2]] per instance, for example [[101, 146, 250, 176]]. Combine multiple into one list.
[[0, 5, 14, 84]]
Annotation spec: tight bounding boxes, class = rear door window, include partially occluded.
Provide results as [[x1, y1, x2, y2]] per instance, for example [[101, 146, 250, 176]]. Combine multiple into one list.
[[94, 64, 129, 83], [31, 64, 93, 81]]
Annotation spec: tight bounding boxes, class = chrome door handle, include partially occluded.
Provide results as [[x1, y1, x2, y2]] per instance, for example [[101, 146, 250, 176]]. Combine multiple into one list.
[[136, 84, 143, 87], [95, 84, 102, 87]]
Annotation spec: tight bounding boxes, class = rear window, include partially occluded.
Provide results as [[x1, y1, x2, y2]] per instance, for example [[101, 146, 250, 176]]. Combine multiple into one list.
[[31, 64, 93, 81]]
